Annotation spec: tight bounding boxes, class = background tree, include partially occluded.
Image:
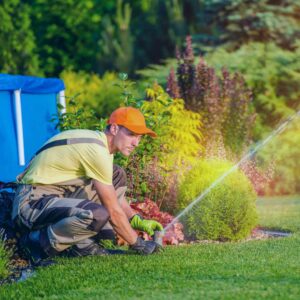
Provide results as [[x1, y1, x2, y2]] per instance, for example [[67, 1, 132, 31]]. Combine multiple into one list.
[[27, 0, 106, 76], [97, 0, 134, 74], [0, 0, 40, 75], [192, 0, 300, 51]]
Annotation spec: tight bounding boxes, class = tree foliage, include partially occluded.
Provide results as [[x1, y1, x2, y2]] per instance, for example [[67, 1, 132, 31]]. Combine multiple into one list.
[[97, 0, 134, 74], [0, 0, 40, 75], [2, 0, 300, 77], [27, 0, 106, 76], [193, 0, 300, 51]]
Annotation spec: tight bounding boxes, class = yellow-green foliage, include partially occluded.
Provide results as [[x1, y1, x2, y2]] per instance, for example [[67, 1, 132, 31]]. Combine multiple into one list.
[[142, 83, 203, 172], [178, 159, 257, 241], [60, 70, 122, 116]]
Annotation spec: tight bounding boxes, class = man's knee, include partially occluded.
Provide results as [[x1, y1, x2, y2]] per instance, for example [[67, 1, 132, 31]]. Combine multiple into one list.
[[113, 165, 127, 189], [79, 202, 109, 232]]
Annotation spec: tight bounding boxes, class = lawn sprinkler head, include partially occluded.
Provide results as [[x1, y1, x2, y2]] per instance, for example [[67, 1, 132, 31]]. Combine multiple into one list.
[[153, 230, 164, 246]]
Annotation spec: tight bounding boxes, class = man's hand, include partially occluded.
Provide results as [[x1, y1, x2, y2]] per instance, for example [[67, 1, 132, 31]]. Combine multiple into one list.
[[130, 237, 162, 255], [130, 214, 163, 236]]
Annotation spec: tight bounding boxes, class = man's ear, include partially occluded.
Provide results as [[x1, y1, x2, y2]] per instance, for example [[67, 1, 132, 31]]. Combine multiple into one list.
[[110, 124, 119, 136]]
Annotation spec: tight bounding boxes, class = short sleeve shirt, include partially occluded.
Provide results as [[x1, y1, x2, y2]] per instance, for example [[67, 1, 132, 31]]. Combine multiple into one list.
[[21, 129, 113, 185]]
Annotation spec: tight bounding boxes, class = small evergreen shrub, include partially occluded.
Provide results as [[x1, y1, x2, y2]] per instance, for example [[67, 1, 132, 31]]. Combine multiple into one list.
[[178, 159, 257, 241]]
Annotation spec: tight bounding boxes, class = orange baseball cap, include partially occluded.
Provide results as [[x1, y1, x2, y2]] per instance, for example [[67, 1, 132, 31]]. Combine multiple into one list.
[[108, 107, 157, 138]]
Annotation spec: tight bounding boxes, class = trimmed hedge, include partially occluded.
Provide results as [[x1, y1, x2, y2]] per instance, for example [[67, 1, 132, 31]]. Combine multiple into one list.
[[178, 159, 257, 241]]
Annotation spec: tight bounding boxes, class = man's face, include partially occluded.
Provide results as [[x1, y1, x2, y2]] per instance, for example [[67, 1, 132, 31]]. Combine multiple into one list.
[[113, 125, 142, 156]]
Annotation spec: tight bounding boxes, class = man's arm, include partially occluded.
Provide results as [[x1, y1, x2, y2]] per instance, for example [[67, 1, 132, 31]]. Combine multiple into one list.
[[93, 180, 137, 245], [120, 196, 135, 219]]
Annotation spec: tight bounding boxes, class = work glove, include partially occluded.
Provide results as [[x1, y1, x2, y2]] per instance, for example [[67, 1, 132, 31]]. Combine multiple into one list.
[[130, 237, 163, 255], [130, 214, 163, 236]]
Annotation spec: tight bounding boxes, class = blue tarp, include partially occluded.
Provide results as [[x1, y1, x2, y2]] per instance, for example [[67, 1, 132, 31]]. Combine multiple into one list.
[[0, 74, 65, 94], [0, 74, 65, 182]]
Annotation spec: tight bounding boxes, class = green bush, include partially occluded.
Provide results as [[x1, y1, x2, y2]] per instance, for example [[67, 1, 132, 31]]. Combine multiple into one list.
[[60, 70, 134, 117], [0, 238, 10, 279], [178, 159, 258, 241]]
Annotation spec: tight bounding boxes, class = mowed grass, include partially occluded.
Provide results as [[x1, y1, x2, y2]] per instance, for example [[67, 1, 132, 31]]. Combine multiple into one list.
[[257, 195, 300, 232], [1, 196, 299, 300]]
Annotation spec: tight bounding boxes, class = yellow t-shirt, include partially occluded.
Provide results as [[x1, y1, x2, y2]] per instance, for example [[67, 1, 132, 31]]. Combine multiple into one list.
[[21, 130, 113, 185]]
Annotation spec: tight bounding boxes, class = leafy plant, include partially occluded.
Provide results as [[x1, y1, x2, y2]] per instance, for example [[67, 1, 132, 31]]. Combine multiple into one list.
[[51, 94, 106, 132], [167, 36, 255, 157], [60, 70, 130, 117], [178, 159, 257, 241], [130, 198, 184, 245]]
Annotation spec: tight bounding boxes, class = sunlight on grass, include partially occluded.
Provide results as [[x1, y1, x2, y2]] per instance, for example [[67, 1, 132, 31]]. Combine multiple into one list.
[[257, 195, 300, 232]]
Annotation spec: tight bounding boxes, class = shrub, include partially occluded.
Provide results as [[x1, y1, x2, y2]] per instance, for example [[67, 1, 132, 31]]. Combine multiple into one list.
[[178, 159, 257, 241], [167, 36, 255, 158], [0, 237, 10, 279], [60, 70, 130, 117], [52, 96, 107, 132]]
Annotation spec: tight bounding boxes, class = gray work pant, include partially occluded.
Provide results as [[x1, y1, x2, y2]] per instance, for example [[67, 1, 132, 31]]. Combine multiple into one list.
[[12, 165, 127, 255]]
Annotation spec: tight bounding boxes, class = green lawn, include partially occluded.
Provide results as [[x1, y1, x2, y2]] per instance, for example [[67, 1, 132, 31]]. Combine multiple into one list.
[[257, 195, 300, 232], [1, 196, 299, 300]]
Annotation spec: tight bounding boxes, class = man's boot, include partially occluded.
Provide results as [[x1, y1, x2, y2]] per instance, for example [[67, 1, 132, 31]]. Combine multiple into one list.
[[66, 239, 127, 257], [18, 230, 55, 266], [66, 241, 110, 257]]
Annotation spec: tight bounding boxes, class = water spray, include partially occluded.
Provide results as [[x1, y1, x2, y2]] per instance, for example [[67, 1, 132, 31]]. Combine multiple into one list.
[[163, 109, 300, 234], [153, 230, 164, 246]]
